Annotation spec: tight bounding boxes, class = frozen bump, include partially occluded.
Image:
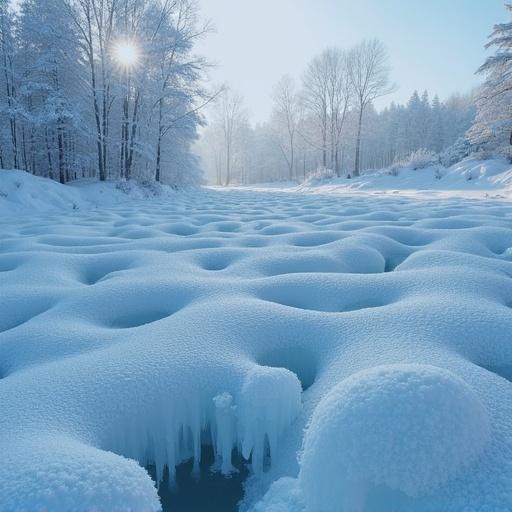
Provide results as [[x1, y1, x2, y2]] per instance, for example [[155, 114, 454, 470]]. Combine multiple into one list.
[[300, 364, 490, 511], [239, 365, 302, 472], [0, 436, 161, 512]]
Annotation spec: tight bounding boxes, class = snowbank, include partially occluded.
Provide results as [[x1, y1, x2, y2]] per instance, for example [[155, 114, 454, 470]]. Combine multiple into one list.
[[0, 170, 85, 215], [0, 169, 178, 216], [239, 158, 512, 199]]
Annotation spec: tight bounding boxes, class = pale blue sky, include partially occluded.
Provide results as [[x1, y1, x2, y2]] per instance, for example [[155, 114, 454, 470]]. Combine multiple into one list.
[[196, 0, 508, 122]]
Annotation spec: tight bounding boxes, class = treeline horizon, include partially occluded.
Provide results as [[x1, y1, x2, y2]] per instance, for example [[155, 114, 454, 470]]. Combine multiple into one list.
[[198, 79, 475, 185], [1, 1, 511, 188]]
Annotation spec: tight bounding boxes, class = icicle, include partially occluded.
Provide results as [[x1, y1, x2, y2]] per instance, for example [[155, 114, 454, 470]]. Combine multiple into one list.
[[238, 366, 302, 473], [213, 392, 237, 475], [189, 400, 202, 477], [109, 364, 301, 488]]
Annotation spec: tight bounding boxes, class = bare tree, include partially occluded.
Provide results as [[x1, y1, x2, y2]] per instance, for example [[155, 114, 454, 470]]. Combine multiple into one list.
[[302, 53, 329, 169], [217, 87, 244, 186], [325, 48, 352, 176], [302, 48, 353, 175], [0, 0, 18, 169], [151, 0, 211, 182], [65, 0, 118, 181], [272, 75, 300, 181], [349, 39, 394, 177]]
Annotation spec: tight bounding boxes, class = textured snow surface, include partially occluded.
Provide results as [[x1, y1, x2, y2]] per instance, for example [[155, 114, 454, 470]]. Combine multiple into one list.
[[1, 175, 512, 511], [300, 365, 490, 510]]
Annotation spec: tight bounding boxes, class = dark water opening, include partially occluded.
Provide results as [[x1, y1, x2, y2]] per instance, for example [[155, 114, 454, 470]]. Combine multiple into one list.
[[384, 256, 406, 272], [147, 446, 249, 512], [258, 347, 317, 391]]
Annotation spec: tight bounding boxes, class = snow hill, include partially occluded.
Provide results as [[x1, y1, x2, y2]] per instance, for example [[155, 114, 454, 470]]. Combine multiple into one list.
[[1, 168, 512, 511]]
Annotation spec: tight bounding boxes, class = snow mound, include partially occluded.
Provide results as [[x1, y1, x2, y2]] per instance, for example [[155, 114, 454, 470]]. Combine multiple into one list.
[[250, 477, 304, 512], [0, 170, 85, 214], [0, 435, 161, 512], [0, 169, 177, 215], [300, 365, 490, 511]]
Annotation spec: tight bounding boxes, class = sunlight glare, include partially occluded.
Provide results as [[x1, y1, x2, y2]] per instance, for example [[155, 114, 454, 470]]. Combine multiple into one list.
[[113, 40, 140, 69]]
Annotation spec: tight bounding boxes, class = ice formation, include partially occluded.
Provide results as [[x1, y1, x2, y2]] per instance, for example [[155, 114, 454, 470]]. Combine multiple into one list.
[[104, 365, 302, 486]]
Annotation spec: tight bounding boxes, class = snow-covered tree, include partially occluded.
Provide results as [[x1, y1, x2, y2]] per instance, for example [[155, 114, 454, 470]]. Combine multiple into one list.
[[468, 4, 512, 156], [0, 0, 19, 169], [348, 39, 394, 176], [301, 47, 352, 176], [207, 87, 248, 186], [429, 94, 444, 153], [271, 75, 300, 181], [0, 0, 209, 187]]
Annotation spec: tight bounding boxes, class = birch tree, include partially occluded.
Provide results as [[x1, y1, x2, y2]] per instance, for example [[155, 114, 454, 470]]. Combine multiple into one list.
[[348, 39, 393, 176], [272, 75, 300, 181]]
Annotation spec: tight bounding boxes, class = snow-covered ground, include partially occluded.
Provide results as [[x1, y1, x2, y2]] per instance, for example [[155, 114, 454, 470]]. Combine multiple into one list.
[[1, 169, 512, 511], [236, 158, 512, 200], [0, 170, 178, 216]]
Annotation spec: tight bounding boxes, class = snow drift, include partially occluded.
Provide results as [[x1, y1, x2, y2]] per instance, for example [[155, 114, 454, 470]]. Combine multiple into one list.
[[284, 157, 512, 199], [0, 169, 178, 215], [1, 170, 512, 511]]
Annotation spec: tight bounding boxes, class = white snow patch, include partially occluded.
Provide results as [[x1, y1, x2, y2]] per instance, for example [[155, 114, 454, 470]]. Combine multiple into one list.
[[299, 365, 490, 511], [0, 169, 178, 215]]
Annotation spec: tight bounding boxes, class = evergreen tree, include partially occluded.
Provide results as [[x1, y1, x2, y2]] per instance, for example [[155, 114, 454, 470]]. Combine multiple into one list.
[[429, 95, 444, 153], [468, 3, 512, 155]]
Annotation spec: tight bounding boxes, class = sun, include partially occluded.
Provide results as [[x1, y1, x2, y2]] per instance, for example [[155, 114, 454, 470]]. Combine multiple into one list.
[[113, 40, 140, 69]]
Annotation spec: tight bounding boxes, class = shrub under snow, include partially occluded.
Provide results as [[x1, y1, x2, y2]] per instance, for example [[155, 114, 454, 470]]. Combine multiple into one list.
[[440, 137, 472, 167], [304, 167, 337, 183], [395, 148, 439, 170]]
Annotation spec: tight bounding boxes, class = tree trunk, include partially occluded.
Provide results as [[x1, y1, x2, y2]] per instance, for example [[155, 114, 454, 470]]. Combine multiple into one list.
[[126, 90, 140, 180], [225, 132, 231, 186], [58, 123, 65, 184], [45, 128, 53, 179], [354, 107, 364, 177], [120, 93, 128, 178], [85, 12, 105, 181], [289, 134, 295, 181], [2, 49, 17, 168], [101, 83, 109, 180], [322, 126, 327, 169], [335, 144, 340, 177], [21, 125, 28, 170], [155, 97, 164, 182]]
